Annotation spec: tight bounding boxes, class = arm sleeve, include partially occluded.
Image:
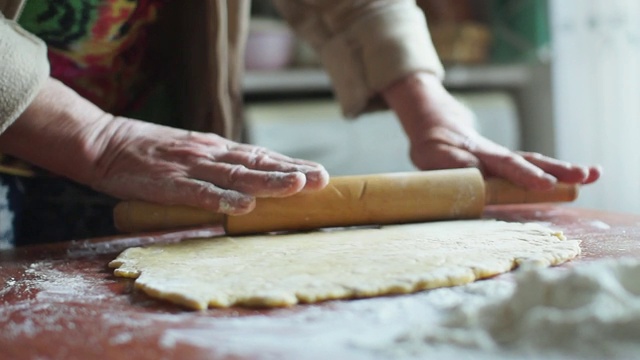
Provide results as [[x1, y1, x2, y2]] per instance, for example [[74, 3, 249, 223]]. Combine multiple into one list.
[[0, 14, 50, 134], [272, 0, 444, 118]]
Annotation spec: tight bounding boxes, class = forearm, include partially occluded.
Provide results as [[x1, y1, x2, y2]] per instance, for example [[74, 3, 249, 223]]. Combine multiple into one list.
[[0, 77, 112, 184], [382, 72, 473, 141], [383, 72, 434, 141], [274, 0, 443, 118]]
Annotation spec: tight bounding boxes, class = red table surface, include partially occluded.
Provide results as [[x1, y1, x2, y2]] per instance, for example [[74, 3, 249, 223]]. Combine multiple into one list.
[[2, 204, 640, 359]]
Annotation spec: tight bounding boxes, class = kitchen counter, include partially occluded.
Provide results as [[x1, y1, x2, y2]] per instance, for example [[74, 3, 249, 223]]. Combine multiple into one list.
[[2, 205, 640, 359]]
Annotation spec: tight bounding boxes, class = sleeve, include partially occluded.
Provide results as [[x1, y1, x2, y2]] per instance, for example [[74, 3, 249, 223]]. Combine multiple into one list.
[[272, 0, 444, 118], [0, 14, 50, 134]]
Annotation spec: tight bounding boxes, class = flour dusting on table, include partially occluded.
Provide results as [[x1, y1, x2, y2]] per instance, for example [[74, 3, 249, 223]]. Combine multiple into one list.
[[374, 257, 640, 359], [160, 258, 640, 360]]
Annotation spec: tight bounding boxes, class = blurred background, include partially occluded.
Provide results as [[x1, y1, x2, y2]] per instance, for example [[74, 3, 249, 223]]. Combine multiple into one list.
[[243, 0, 640, 215]]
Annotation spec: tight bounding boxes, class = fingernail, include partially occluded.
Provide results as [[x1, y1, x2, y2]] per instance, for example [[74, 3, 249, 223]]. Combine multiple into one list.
[[302, 167, 329, 186], [219, 192, 255, 215], [577, 166, 590, 180], [268, 172, 305, 187]]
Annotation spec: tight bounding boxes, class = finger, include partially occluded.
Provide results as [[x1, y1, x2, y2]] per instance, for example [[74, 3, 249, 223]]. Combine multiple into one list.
[[227, 143, 321, 166], [478, 151, 557, 190], [216, 146, 329, 190], [157, 178, 257, 215], [411, 143, 482, 171], [104, 175, 257, 215], [223, 144, 322, 168], [190, 161, 308, 198], [583, 165, 602, 184], [518, 152, 591, 184]]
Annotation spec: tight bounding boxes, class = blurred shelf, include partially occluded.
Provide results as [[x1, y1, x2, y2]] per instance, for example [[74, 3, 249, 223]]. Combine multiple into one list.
[[242, 64, 533, 94], [443, 64, 532, 89], [243, 68, 332, 94]]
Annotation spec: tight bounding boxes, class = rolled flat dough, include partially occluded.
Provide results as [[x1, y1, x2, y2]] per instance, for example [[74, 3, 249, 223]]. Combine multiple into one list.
[[109, 220, 580, 310]]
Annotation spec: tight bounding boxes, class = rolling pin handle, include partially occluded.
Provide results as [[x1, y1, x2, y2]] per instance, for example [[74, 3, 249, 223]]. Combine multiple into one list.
[[114, 201, 225, 233], [484, 178, 579, 205]]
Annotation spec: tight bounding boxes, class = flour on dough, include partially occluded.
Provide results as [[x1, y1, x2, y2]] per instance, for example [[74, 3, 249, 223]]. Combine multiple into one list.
[[108, 220, 580, 310]]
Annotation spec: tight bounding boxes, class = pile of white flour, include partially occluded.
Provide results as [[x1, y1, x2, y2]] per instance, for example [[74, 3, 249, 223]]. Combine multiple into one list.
[[376, 257, 640, 359]]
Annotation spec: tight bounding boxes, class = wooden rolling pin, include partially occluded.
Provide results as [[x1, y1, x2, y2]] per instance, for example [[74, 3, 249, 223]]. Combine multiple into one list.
[[113, 168, 578, 235]]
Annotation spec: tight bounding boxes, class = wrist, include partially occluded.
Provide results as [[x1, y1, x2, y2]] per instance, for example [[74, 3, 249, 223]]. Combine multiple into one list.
[[381, 72, 445, 139], [382, 72, 475, 141], [0, 78, 113, 184], [382, 71, 447, 105]]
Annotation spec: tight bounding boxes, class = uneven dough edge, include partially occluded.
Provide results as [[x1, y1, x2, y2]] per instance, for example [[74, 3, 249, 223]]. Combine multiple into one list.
[[108, 220, 581, 310]]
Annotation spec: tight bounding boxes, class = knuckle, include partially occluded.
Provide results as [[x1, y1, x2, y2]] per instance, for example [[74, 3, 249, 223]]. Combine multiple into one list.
[[521, 151, 543, 160], [502, 155, 523, 167], [250, 153, 270, 167], [192, 181, 217, 200], [227, 164, 248, 184], [247, 147, 270, 166]]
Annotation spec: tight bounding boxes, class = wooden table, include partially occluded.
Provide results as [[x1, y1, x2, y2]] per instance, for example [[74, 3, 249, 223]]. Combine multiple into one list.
[[2, 205, 640, 359]]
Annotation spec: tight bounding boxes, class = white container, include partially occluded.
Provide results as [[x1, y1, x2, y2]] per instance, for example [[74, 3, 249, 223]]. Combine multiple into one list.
[[244, 18, 295, 71], [246, 92, 519, 176]]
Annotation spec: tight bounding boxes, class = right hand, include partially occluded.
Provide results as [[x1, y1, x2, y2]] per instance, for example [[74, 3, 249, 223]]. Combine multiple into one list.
[[383, 72, 601, 190]]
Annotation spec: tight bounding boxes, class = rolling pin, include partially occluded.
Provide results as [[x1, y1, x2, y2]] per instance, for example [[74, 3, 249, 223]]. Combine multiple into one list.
[[113, 168, 578, 235]]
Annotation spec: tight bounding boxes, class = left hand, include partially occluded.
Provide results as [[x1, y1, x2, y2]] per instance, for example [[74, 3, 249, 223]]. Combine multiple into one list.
[[382, 72, 601, 190], [0, 78, 329, 215]]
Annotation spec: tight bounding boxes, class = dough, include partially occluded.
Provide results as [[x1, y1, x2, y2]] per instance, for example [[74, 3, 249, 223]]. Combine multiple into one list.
[[109, 220, 580, 310]]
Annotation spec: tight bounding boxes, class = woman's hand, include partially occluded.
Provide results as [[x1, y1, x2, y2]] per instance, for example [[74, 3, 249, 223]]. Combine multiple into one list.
[[383, 72, 601, 190], [0, 78, 329, 215], [89, 117, 329, 215]]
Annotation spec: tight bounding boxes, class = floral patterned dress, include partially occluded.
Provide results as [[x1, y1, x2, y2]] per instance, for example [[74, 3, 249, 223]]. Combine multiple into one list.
[[1, 0, 173, 247]]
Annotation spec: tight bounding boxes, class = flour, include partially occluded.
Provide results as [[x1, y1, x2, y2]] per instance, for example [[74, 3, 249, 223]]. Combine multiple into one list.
[[5, 247, 640, 359], [21, 261, 109, 303], [376, 257, 640, 359], [1, 261, 106, 340], [587, 220, 611, 230], [163, 258, 640, 360]]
